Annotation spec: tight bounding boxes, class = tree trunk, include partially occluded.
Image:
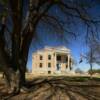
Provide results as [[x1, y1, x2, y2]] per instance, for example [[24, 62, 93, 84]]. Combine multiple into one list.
[[90, 63, 93, 79], [1, 58, 26, 94], [19, 66, 26, 87], [3, 68, 20, 93], [0, 51, 27, 94]]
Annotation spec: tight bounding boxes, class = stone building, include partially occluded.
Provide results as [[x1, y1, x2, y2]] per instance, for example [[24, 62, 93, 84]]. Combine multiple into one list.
[[32, 46, 73, 75]]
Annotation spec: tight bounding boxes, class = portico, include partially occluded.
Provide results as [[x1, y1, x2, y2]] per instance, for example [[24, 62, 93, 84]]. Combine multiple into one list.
[[54, 51, 72, 73]]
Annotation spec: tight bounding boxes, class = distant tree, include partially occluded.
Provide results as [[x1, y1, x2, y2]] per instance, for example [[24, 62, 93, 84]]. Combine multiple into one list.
[[88, 69, 100, 74], [86, 47, 94, 77], [75, 68, 84, 74], [0, 0, 100, 94]]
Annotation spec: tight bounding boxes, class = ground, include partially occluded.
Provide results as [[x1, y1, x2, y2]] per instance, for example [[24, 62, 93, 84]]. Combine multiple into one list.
[[0, 75, 100, 100]]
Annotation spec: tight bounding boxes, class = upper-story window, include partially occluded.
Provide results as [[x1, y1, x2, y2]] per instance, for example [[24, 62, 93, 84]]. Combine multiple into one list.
[[57, 55, 61, 61], [40, 55, 43, 60], [66, 56, 68, 62], [48, 55, 51, 60]]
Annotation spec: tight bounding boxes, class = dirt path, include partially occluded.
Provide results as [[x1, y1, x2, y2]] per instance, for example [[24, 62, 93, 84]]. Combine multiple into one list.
[[0, 76, 100, 100]]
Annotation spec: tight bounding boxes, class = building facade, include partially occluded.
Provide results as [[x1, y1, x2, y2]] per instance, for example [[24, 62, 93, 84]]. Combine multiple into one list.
[[32, 46, 73, 75]]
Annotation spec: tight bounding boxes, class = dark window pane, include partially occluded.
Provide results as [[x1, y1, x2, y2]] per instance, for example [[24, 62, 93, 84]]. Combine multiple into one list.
[[48, 71, 51, 74], [57, 55, 61, 61], [66, 56, 68, 62], [39, 63, 42, 68], [48, 63, 51, 68], [40, 55, 43, 60], [48, 55, 51, 60]]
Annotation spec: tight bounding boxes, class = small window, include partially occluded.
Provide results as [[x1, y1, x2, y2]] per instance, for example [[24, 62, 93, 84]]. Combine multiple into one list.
[[48, 63, 51, 68], [48, 71, 51, 74], [40, 55, 43, 60], [48, 55, 51, 60], [39, 63, 42, 68]]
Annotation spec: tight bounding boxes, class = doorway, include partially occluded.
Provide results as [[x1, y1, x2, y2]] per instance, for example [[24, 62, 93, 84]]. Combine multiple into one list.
[[56, 63, 61, 71]]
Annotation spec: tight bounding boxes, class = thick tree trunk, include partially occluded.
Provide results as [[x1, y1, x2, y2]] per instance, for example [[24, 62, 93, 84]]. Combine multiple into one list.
[[19, 66, 26, 87], [3, 68, 20, 93], [4, 65, 26, 94], [0, 45, 27, 94]]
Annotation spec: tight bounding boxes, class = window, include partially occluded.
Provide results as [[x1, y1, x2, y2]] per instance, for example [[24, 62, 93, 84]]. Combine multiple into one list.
[[40, 55, 43, 60], [48, 71, 51, 74], [57, 55, 61, 61], [48, 63, 51, 68], [39, 63, 42, 68], [48, 55, 51, 60], [66, 56, 68, 62]]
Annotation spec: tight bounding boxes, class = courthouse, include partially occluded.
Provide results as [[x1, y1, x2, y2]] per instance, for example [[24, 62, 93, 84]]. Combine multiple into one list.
[[32, 46, 73, 75]]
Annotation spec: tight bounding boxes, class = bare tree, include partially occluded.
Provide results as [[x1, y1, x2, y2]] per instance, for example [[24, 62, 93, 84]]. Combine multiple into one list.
[[0, 0, 100, 94], [79, 39, 100, 78], [86, 38, 100, 77], [86, 46, 94, 78]]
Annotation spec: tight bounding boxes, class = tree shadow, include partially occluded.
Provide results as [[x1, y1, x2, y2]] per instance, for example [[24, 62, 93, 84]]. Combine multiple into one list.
[[0, 76, 100, 100]]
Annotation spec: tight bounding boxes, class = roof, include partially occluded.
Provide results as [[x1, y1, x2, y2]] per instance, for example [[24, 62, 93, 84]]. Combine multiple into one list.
[[34, 46, 71, 54]]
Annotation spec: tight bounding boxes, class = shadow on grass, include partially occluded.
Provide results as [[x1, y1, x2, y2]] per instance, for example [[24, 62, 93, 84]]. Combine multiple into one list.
[[0, 76, 100, 100]]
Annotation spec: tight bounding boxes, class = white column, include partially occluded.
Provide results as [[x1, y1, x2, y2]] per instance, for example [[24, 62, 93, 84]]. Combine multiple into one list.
[[55, 53, 56, 71], [70, 58, 72, 70], [67, 54, 70, 71]]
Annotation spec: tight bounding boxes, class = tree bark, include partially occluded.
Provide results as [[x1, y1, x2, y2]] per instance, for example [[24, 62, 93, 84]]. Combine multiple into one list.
[[90, 63, 93, 79]]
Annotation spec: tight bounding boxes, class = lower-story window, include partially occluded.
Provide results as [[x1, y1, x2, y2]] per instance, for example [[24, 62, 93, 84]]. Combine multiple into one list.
[[48, 71, 51, 74], [39, 63, 42, 68], [48, 63, 51, 68]]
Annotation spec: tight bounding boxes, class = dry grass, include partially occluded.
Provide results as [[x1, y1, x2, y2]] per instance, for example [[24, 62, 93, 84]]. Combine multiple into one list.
[[0, 76, 100, 100]]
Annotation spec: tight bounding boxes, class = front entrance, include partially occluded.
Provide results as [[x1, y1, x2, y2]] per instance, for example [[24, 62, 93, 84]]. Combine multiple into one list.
[[56, 63, 61, 71]]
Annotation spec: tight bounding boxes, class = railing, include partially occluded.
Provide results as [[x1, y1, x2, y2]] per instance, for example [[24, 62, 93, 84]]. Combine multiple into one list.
[[57, 61, 68, 63]]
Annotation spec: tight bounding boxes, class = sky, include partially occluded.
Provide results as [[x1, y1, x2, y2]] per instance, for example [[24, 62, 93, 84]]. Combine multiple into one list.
[[26, 0, 100, 72]]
